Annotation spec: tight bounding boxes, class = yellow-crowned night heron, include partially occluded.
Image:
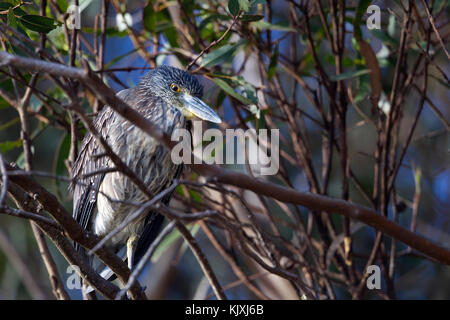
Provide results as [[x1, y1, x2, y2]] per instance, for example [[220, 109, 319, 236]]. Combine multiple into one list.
[[71, 66, 221, 291]]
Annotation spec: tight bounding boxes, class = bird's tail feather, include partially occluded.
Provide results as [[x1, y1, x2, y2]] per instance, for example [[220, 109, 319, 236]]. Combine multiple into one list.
[[85, 246, 127, 294], [85, 209, 166, 296]]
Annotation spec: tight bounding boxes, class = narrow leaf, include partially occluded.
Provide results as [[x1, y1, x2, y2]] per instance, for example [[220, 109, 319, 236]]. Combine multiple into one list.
[[238, 0, 250, 12], [268, 44, 278, 80], [0, 139, 22, 153], [353, 0, 372, 38], [330, 69, 371, 81], [239, 14, 264, 22], [212, 78, 253, 105], [358, 39, 382, 108], [200, 39, 246, 68], [252, 20, 296, 32], [143, 4, 157, 33], [228, 0, 240, 16], [19, 15, 57, 33], [7, 8, 17, 29]]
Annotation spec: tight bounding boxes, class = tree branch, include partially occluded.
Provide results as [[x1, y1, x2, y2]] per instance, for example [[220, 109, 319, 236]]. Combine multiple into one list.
[[1, 51, 449, 267]]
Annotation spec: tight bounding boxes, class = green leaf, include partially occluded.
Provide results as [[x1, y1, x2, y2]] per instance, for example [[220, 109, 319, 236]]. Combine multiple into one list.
[[433, 0, 445, 14], [215, 89, 227, 110], [200, 39, 246, 68], [413, 166, 422, 194], [242, 108, 269, 124], [257, 108, 267, 129], [354, 74, 371, 103], [212, 78, 253, 105], [7, 8, 18, 29], [189, 189, 203, 203], [239, 14, 264, 22], [0, 2, 12, 11], [0, 117, 19, 131], [228, 0, 240, 16], [105, 48, 139, 68], [175, 185, 186, 197], [249, 104, 260, 119], [251, 0, 267, 4], [19, 15, 58, 33], [229, 75, 258, 104], [251, 20, 296, 32], [238, 0, 250, 12], [268, 44, 278, 80], [80, 26, 127, 37], [152, 224, 200, 262], [56, 0, 69, 12], [199, 14, 232, 31], [0, 98, 12, 110], [370, 29, 399, 47], [151, 228, 182, 262], [354, 0, 372, 25], [0, 139, 22, 153], [143, 4, 156, 33], [152, 9, 179, 49], [387, 14, 396, 38], [330, 69, 370, 81], [0, 2, 26, 16], [325, 55, 355, 68], [353, 0, 372, 36]]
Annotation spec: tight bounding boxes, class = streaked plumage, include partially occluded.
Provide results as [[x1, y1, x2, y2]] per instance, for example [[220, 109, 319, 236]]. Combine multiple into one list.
[[71, 66, 220, 278]]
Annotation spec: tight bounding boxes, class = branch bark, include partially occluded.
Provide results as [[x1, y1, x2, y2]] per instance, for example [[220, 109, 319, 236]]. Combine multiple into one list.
[[1, 51, 449, 267]]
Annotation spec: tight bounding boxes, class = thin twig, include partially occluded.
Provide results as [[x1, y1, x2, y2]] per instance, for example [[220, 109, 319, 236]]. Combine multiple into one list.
[[0, 227, 47, 299], [186, 13, 240, 72], [176, 222, 227, 300], [1, 51, 449, 265]]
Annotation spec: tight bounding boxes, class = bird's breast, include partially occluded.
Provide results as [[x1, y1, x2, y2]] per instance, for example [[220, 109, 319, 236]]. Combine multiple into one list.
[[93, 102, 186, 242]]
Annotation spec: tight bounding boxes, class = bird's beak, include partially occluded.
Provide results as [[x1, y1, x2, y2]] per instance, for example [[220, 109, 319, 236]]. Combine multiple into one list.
[[181, 94, 222, 123]]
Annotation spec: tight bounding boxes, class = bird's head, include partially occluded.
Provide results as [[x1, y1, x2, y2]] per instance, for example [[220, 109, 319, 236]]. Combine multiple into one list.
[[138, 65, 221, 123]]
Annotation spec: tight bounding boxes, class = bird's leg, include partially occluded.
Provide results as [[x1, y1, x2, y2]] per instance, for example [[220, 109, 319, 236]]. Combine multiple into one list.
[[127, 234, 138, 270]]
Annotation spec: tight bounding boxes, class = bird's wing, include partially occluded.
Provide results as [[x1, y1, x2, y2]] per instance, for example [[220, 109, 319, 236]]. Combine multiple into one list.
[[133, 163, 184, 266], [72, 90, 132, 250], [71, 106, 114, 249], [132, 121, 191, 266]]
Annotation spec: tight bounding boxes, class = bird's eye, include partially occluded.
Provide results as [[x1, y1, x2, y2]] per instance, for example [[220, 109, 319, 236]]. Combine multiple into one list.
[[170, 83, 180, 93]]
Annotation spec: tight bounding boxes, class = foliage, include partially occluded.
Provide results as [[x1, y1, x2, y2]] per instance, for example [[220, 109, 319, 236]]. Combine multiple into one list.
[[0, 0, 449, 300]]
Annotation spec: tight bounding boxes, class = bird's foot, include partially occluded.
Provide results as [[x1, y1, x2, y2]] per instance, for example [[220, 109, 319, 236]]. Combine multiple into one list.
[[127, 234, 139, 270]]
